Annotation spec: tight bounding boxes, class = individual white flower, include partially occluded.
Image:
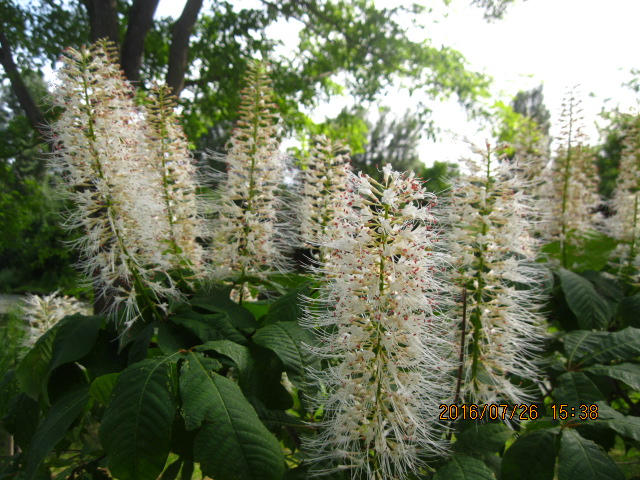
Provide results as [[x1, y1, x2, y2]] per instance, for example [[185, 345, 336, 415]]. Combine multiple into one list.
[[446, 143, 547, 407], [21, 292, 91, 348], [48, 41, 178, 327], [537, 86, 602, 266], [209, 62, 292, 282], [304, 166, 453, 479]]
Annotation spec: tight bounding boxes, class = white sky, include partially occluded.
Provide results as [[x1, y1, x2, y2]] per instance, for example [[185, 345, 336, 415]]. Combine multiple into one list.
[[157, 0, 640, 166]]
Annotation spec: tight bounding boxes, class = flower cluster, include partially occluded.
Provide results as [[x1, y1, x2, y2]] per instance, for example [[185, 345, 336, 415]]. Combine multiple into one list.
[[304, 165, 453, 478], [446, 144, 547, 407], [606, 117, 640, 282], [48, 41, 198, 326], [145, 84, 206, 282], [209, 62, 291, 282], [538, 87, 601, 265], [299, 135, 351, 256], [21, 292, 91, 348]]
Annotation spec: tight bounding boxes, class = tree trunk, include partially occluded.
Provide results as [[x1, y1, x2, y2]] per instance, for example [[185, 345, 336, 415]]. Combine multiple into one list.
[[166, 0, 203, 97], [83, 0, 120, 46], [0, 26, 46, 133], [121, 0, 160, 83]]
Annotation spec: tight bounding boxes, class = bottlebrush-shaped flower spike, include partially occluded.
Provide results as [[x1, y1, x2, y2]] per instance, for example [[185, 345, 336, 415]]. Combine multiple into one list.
[[48, 41, 177, 327], [304, 166, 453, 479], [209, 62, 291, 282], [538, 86, 602, 266], [299, 135, 351, 256], [446, 143, 547, 407], [606, 115, 640, 283], [145, 84, 206, 283], [21, 292, 91, 348]]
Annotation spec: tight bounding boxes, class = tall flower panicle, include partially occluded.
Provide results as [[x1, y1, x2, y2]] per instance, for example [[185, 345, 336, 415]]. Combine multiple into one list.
[[538, 86, 601, 266], [299, 135, 351, 257], [21, 292, 91, 348], [606, 115, 640, 282], [304, 166, 453, 479], [145, 84, 206, 283], [209, 62, 291, 282], [446, 143, 547, 407], [48, 41, 177, 326]]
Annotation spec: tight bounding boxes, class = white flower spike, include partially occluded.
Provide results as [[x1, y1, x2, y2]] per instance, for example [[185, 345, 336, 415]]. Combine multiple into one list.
[[305, 166, 453, 479]]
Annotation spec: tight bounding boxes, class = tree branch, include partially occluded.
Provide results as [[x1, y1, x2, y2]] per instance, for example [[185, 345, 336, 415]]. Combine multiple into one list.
[[166, 0, 203, 96], [121, 0, 160, 83], [83, 0, 120, 46], [0, 24, 46, 133]]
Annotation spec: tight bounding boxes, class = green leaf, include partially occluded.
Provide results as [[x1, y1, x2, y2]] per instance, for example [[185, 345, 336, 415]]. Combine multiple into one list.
[[100, 355, 179, 480], [554, 372, 604, 409], [2, 392, 40, 450], [48, 314, 103, 374], [584, 363, 640, 390], [563, 327, 640, 366], [25, 386, 90, 480], [180, 352, 284, 480], [196, 340, 252, 376], [252, 321, 318, 383], [606, 416, 640, 442], [157, 321, 201, 353], [16, 328, 55, 399], [434, 454, 495, 480], [557, 269, 611, 330], [263, 286, 309, 325], [616, 295, 640, 327], [557, 429, 624, 480], [454, 423, 513, 455], [190, 288, 257, 329], [172, 309, 247, 344], [501, 429, 559, 480], [197, 341, 292, 410], [89, 373, 120, 406], [579, 271, 624, 302]]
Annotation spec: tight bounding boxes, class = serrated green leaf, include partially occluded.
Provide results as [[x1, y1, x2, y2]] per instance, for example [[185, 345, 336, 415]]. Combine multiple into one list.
[[157, 321, 200, 353], [2, 392, 40, 450], [584, 363, 640, 390], [558, 269, 611, 330], [190, 288, 257, 328], [579, 271, 624, 302], [555, 372, 604, 410], [454, 423, 513, 455], [196, 340, 252, 376], [617, 295, 640, 327], [557, 429, 624, 480], [180, 352, 284, 480], [196, 341, 292, 410], [501, 429, 558, 480], [263, 286, 309, 325], [172, 309, 247, 344], [564, 327, 640, 367], [252, 321, 317, 381], [25, 387, 89, 480], [434, 454, 495, 480], [604, 415, 640, 442], [100, 355, 179, 480], [16, 329, 55, 399], [89, 373, 119, 406], [48, 314, 103, 373]]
